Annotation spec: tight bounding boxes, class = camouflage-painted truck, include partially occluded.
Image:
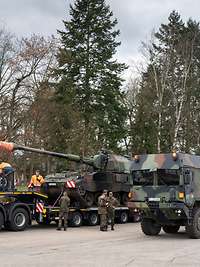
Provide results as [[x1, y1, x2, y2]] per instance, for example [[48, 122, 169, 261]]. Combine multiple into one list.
[[128, 152, 200, 238]]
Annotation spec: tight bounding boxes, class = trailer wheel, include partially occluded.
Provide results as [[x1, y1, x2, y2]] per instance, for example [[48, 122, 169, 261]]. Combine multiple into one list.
[[9, 208, 29, 231], [119, 211, 128, 224], [88, 213, 99, 226], [0, 211, 4, 230], [71, 212, 82, 227]]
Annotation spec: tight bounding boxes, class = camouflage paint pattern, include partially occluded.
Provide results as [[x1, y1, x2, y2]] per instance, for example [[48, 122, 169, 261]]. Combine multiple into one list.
[[131, 153, 200, 170], [129, 153, 200, 223]]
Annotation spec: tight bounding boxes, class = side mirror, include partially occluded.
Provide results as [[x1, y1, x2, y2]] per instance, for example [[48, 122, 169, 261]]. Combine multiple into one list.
[[183, 169, 193, 184]]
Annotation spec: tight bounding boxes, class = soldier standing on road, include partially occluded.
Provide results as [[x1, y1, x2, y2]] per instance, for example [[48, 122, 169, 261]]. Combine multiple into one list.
[[98, 190, 108, 231], [107, 192, 119, 231], [57, 191, 70, 231]]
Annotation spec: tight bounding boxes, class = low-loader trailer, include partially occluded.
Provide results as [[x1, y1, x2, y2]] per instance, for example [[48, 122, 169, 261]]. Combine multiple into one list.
[[0, 190, 135, 231]]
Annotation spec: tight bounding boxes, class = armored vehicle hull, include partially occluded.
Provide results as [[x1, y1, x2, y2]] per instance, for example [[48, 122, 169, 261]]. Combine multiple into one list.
[[41, 171, 131, 207]]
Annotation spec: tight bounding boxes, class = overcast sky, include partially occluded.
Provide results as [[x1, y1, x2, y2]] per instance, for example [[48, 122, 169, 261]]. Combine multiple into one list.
[[1, 0, 200, 79]]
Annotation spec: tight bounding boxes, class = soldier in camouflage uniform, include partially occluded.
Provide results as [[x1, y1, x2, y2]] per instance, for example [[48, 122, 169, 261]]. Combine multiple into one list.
[[98, 190, 108, 231], [57, 191, 70, 231], [107, 191, 119, 230]]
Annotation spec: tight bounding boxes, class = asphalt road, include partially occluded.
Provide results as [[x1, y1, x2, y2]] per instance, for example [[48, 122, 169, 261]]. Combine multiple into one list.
[[0, 223, 200, 267]]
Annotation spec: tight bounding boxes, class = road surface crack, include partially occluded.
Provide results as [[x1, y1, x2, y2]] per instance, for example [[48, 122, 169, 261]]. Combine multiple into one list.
[[125, 257, 135, 266]]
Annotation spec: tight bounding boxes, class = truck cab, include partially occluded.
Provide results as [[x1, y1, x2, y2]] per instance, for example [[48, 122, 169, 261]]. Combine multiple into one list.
[[128, 152, 200, 238]]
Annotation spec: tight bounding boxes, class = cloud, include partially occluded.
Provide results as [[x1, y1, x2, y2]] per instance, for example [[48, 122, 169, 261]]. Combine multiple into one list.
[[1, 0, 200, 78]]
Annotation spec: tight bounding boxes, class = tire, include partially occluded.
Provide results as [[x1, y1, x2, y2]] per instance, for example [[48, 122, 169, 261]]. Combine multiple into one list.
[[88, 213, 99, 226], [163, 225, 180, 234], [141, 218, 161, 236], [0, 211, 4, 230], [9, 208, 29, 231], [71, 212, 82, 227], [186, 208, 200, 238], [119, 211, 128, 224]]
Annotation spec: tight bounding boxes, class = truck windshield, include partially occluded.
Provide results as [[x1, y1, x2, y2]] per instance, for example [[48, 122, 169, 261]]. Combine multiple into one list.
[[157, 169, 180, 186], [132, 169, 180, 186], [132, 170, 154, 186]]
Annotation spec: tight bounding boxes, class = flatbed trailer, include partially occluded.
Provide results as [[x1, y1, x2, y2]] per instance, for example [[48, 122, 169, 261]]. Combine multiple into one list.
[[44, 206, 135, 227], [0, 191, 140, 231]]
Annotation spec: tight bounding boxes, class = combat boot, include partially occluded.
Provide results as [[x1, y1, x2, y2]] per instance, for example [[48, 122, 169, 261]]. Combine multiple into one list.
[[111, 225, 114, 231], [103, 226, 108, 231], [57, 227, 61, 231]]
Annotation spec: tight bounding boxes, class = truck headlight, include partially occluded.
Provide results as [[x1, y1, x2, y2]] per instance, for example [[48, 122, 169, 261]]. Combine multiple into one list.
[[178, 192, 184, 199]]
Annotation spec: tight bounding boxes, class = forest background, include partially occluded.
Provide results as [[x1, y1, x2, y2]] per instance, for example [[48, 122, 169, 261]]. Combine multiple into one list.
[[0, 0, 200, 181]]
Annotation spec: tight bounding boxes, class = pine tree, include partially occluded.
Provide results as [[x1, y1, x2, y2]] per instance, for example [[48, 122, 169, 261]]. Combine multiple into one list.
[[134, 11, 200, 153], [54, 0, 127, 153]]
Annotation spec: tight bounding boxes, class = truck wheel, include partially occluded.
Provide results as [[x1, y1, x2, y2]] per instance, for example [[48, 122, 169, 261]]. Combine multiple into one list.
[[9, 208, 29, 231], [141, 218, 161, 236], [0, 211, 4, 230], [71, 212, 82, 227], [119, 211, 128, 224], [163, 225, 180, 234], [186, 208, 200, 238], [88, 213, 99, 226]]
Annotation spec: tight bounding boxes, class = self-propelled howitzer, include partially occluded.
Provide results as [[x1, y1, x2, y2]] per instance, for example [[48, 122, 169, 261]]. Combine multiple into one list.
[[0, 142, 132, 206]]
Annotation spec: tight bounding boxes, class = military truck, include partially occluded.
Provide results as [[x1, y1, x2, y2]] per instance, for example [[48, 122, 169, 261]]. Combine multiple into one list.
[[128, 152, 200, 238]]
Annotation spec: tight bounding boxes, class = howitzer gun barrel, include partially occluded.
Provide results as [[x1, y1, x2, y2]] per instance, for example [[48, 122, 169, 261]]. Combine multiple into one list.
[[0, 141, 94, 166], [0, 141, 131, 172]]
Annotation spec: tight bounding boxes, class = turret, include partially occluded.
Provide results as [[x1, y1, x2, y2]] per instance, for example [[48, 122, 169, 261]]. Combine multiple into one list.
[[0, 142, 131, 173]]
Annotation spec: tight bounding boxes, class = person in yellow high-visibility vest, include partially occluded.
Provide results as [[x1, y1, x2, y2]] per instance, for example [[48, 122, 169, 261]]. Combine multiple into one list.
[[28, 170, 45, 190]]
